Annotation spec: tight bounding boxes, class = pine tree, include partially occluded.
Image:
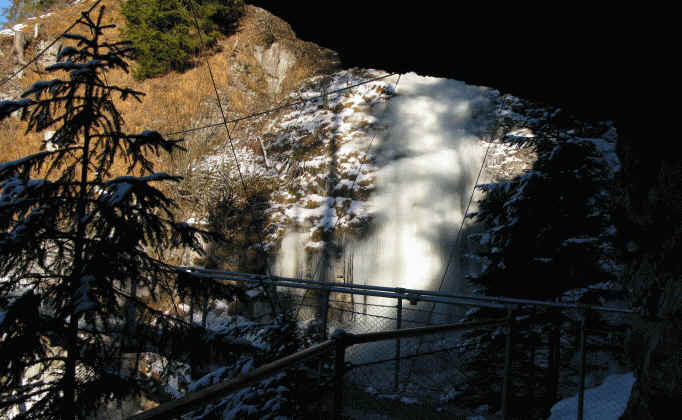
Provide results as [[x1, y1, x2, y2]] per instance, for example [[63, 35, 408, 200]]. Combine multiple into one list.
[[0, 6, 221, 418], [457, 115, 624, 417], [121, 0, 244, 80]]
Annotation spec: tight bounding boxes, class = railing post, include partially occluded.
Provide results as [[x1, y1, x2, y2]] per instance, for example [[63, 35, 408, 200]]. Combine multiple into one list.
[[332, 329, 347, 420], [530, 305, 537, 405], [501, 305, 514, 420], [394, 292, 404, 392], [321, 286, 330, 340], [547, 305, 561, 413], [188, 293, 195, 325], [577, 307, 588, 420], [201, 292, 209, 329]]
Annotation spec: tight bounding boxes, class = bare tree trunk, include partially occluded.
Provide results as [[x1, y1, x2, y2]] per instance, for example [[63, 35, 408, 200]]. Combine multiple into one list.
[[13, 30, 26, 65]]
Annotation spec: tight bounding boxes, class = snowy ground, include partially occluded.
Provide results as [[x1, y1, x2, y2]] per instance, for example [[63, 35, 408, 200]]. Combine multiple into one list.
[[549, 372, 635, 420], [0, 12, 57, 37]]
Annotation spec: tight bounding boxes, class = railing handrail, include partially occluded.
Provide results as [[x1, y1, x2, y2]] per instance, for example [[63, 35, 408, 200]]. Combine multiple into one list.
[[341, 319, 507, 345], [182, 269, 509, 310], [176, 265, 637, 314]]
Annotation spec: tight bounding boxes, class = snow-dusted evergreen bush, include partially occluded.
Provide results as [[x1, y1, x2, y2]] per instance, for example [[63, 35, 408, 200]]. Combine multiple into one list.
[[0, 7, 218, 419], [456, 105, 625, 417], [468, 128, 619, 299], [184, 314, 334, 420]]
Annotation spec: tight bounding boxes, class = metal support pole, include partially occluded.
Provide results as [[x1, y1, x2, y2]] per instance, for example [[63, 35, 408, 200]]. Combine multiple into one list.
[[201, 292, 209, 329], [321, 286, 330, 340], [547, 306, 561, 411], [577, 308, 587, 420], [394, 294, 403, 392], [188, 293, 195, 325], [530, 306, 537, 405], [501, 306, 514, 420], [333, 331, 347, 420]]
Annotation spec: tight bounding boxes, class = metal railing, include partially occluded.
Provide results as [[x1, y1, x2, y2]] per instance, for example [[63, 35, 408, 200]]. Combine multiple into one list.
[[126, 339, 335, 420], [126, 319, 508, 420], [126, 304, 633, 419], [125, 267, 635, 420]]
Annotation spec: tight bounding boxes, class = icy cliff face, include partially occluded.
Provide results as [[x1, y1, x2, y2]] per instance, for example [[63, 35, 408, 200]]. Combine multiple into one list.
[[267, 72, 498, 293], [195, 64, 625, 304]]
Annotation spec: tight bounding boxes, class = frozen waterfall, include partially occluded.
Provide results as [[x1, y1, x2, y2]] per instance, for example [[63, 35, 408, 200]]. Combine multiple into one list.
[[274, 73, 498, 303]]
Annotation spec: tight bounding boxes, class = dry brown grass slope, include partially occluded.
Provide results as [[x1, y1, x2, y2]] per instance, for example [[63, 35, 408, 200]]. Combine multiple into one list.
[[0, 0, 340, 183]]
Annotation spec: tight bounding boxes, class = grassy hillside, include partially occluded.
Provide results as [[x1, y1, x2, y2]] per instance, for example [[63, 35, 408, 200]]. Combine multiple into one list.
[[0, 0, 339, 186]]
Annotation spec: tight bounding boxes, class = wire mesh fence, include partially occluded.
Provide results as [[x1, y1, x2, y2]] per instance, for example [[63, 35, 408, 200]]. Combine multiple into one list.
[[487, 305, 635, 420], [278, 287, 473, 331], [133, 273, 635, 420], [342, 322, 504, 419], [176, 346, 336, 420], [269, 285, 635, 419]]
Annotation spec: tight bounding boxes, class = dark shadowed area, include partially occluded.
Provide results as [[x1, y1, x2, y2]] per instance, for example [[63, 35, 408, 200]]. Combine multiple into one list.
[[248, 1, 668, 141]]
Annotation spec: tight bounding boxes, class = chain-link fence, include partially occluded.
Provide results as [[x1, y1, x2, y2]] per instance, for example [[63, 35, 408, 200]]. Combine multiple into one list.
[[539, 306, 633, 420], [482, 305, 634, 420], [276, 286, 478, 332], [137, 270, 635, 420], [272, 285, 634, 420], [342, 321, 505, 419]]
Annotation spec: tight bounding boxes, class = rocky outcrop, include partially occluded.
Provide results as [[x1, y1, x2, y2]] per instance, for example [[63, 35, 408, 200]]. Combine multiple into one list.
[[228, 5, 340, 102], [616, 134, 682, 419], [253, 41, 296, 95], [36, 39, 62, 68]]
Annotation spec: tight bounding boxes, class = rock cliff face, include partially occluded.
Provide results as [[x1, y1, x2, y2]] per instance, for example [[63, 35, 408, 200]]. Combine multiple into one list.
[[616, 135, 682, 419]]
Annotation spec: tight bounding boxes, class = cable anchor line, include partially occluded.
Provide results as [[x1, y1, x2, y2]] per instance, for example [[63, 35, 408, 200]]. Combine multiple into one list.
[[183, 0, 280, 314], [162, 73, 399, 140]]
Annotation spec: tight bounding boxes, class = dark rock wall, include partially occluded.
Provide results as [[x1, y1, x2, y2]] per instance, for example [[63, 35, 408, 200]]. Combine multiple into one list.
[[247, 1, 669, 145], [616, 134, 682, 419]]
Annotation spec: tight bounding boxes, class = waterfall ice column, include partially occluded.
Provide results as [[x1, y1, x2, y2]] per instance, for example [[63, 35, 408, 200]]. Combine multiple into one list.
[[276, 72, 497, 295]]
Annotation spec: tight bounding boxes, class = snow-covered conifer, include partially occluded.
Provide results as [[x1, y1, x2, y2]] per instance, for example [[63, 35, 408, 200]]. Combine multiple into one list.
[[0, 6, 220, 419]]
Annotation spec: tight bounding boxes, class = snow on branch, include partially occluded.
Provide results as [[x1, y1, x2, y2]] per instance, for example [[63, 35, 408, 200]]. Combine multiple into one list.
[[56, 46, 78, 61], [45, 60, 102, 79], [0, 177, 49, 207], [21, 79, 65, 99], [476, 181, 513, 193], [0, 151, 56, 177], [101, 173, 178, 206], [0, 98, 33, 120]]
